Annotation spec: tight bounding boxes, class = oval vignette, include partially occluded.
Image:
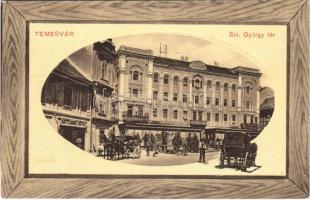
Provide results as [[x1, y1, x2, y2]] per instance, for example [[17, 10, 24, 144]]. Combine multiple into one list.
[[41, 34, 274, 167]]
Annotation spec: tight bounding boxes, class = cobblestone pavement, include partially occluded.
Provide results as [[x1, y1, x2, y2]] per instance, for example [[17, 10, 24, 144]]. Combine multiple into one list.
[[120, 150, 220, 166]]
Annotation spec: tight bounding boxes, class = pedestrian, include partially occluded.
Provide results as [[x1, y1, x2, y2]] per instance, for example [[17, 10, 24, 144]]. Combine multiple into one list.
[[182, 138, 188, 156], [145, 133, 150, 156], [199, 139, 206, 163], [98, 130, 107, 157], [108, 128, 116, 160]]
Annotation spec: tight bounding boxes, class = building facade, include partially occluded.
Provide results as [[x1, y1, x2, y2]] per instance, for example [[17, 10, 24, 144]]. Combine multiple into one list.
[[41, 40, 118, 152], [108, 45, 261, 140], [42, 39, 262, 152], [41, 59, 93, 151]]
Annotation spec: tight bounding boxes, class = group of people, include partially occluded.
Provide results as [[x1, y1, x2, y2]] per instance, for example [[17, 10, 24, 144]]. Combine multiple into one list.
[[97, 128, 142, 160], [96, 129, 216, 163], [143, 133, 161, 157]]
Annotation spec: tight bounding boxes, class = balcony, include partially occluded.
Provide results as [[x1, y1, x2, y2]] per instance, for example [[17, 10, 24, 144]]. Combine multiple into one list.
[[190, 119, 207, 126], [240, 123, 262, 131], [122, 112, 149, 123]]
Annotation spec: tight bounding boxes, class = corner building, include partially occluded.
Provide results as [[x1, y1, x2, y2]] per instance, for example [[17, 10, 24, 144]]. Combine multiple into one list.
[[109, 45, 261, 140]]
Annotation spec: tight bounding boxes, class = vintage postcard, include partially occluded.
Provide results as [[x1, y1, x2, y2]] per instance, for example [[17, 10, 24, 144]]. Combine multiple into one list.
[[28, 23, 287, 176]]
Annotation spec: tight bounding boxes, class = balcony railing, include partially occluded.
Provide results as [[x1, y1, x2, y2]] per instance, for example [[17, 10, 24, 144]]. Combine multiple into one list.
[[240, 123, 261, 131], [122, 112, 149, 123], [190, 119, 207, 126]]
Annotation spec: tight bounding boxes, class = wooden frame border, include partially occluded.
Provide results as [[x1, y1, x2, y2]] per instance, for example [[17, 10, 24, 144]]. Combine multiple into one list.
[[1, 1, 309, 198]]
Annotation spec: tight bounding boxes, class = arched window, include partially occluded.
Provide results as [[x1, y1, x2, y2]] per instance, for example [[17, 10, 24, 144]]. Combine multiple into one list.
[[246, 86, 251, 94], [133, 71, 139, 80], [192, 75, 203, 90], [183, 77, 188, 86], [195, 79, 200, 89], [207, 80, 212, 89], [231, 84, 236, 93], [215, 81, 221, 90], [224, 83, 228, 92], [153, 74, 159, 83], [164, 74, 169, 84], [173, 76, 179, 85], [244, 82, 253, 94]]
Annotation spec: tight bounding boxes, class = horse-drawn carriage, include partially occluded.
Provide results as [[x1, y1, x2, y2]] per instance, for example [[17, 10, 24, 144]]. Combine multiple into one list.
[[97, 135, 141, 160], [219, 131, 257, 171]]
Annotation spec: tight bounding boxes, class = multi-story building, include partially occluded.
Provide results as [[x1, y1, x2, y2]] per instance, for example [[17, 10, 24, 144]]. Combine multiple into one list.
[[41, 39, 118, 152], [112, 45, 261, 140], [41, 59, 93, 151], [42, 39, 262, 152]]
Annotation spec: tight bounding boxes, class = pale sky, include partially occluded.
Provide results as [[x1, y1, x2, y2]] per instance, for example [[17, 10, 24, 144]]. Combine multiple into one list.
[[113, 33, 259, 68]]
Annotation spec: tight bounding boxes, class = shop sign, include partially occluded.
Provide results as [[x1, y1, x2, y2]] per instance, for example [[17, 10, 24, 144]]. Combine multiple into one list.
[[60, 118, 87, 127]]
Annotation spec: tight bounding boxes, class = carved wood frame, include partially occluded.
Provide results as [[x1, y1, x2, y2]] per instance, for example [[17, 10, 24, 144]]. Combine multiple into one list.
[[1, 1, 309, 198]]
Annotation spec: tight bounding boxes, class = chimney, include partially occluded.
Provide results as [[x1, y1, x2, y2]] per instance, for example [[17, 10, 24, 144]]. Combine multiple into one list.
[[181, 56, 188, 61]]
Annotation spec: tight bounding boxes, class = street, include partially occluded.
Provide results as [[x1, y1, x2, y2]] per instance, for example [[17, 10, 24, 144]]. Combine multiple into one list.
[[120, 150, 220, 166]]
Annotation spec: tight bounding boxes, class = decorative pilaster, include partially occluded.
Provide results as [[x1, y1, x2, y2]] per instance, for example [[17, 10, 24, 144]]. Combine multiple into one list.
[[228, 86, 232, 107], [179, 80, 183, 103], [203, 83, 207, 109], [220, 85, 224, 107], [212, 83, 215, 105], [237, 76, 242, 111], [147, 59, 154, 102], [159, 77, 163, 100], [169, 78, 173, 101], [189, 79, 193, 104], [118, 54, 126, 98], [256, 88, 260, 123]]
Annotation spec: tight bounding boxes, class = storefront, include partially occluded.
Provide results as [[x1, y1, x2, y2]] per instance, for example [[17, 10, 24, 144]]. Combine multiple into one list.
[[60, 125, 86, 149], [58, 117, 89, 150]]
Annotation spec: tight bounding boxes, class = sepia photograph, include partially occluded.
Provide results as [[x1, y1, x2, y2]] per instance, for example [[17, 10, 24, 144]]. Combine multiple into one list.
[[39, 32, 276, 173], [2, 1, 308, 198]]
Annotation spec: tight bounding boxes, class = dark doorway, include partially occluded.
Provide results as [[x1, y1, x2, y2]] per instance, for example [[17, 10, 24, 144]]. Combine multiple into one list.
[[60, 126, 86, 149]]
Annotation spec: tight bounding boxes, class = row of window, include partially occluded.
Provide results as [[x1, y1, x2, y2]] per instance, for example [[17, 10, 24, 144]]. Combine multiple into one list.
[[129, 88, 143, 97], [153, 91, 237, 107], [128, 71, 253, 95], [244, 101, 254, 110], [129, 70, 143, 81], [52, 86, 88, 112], [152, 108, 237, 122], [153, 74, 240, 91]]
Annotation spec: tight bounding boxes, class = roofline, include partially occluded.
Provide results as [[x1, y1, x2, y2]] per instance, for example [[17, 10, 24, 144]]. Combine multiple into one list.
[[67, 58, 93, 81], [51, 71, 93, 87], [116, 45, 262, 76]]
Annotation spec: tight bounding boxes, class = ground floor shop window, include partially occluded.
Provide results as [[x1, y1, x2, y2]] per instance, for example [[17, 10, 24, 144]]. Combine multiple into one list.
[[60, 126, 85, 150]]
